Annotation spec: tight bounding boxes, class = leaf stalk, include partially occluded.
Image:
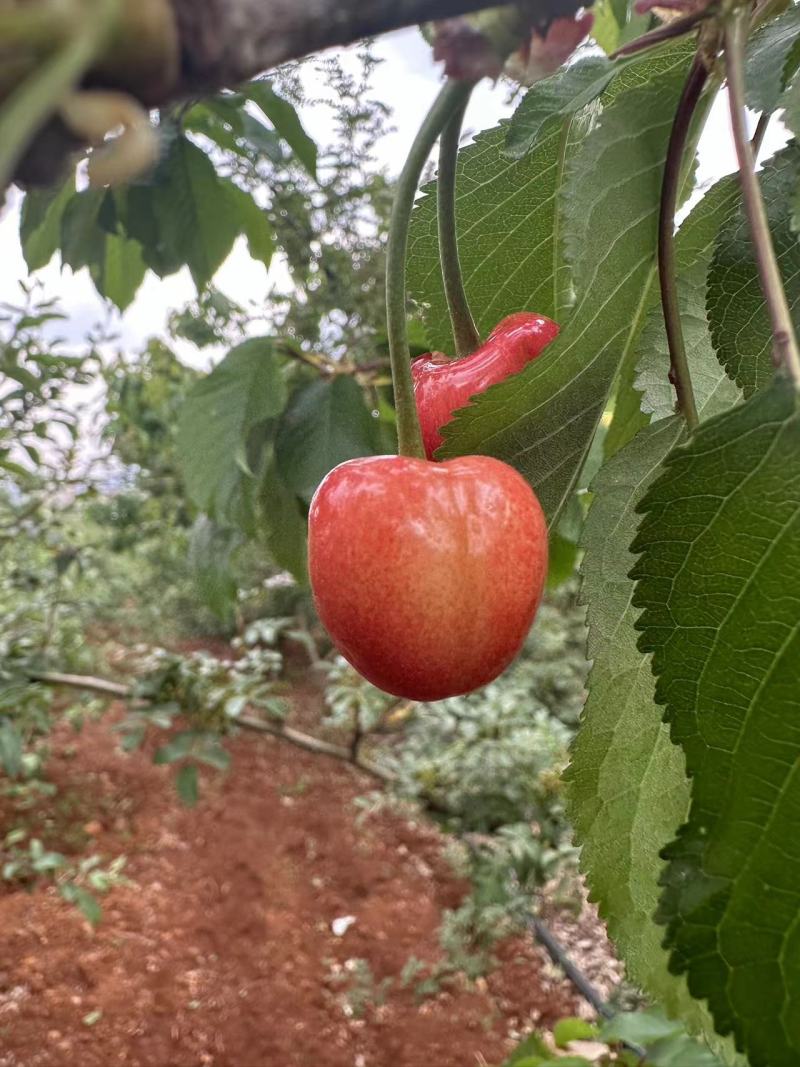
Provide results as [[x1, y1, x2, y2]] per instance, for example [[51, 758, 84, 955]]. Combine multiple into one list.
[[724, 8, 800, 386], [658, 54, 708, 430]]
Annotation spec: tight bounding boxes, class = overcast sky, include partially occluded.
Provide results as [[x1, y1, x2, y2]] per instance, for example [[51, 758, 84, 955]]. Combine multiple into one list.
[[0, 28, 789, 362]]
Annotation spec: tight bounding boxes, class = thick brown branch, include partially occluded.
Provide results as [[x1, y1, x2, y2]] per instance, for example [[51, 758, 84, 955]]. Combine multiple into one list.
[[170, 0, 579, 97]]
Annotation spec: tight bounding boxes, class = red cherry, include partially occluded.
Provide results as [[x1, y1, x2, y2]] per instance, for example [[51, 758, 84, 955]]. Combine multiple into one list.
[[412, 311, 559, 458], [308, 454, 548, 701]]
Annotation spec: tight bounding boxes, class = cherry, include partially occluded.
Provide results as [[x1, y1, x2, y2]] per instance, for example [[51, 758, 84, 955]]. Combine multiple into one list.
[[411, 311, 559, 458], [308, 454, 548, 701]]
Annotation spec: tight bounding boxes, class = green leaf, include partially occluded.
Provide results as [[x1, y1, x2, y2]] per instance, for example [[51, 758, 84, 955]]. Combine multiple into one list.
[[745, 5, 800, 113], [275, 376, 379, 503], [407, 94, 578, 353], [0, 721, 23, 778], [178, 338, 286, 520], [20, 178, 75, 271], [60, 190, 147, 310], [221, 180, 275, 268], [631, 379, 800, 1067], [566, 419, 707, 1028], [601, 1011, 725, 1066], [60, 884, 103, 926], [707, 145, 800, 398], [194, 740, 231, 772], [241, 80, 317, 177], [505, 56, 615, 160], [438, 49, 695, 524], [188, 515, 241, 621], [258, 458, 308, 582], [176, 764, 199, 807], [154, 731, 197, 765], [635, 173, 742, 423], [150, 135, 242, 290], [591, 0, 651, 55], [553, 1017, 598, 1047], [503, 1033, 551, 1065]]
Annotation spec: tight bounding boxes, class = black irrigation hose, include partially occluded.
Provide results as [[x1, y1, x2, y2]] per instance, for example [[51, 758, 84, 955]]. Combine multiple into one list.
[[527, 914, 613, 1020]]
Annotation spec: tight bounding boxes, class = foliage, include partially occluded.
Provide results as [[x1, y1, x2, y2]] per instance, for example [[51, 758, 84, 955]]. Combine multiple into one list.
[[3, 4, 800, 1062], [1, 831, 131, 926], [502, 1008, 726, 1065]]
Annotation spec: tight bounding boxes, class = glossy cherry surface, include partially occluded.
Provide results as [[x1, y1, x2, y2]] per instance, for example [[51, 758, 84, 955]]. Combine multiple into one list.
[[308, 454, 548, 701], [411, 311, 559, 458]]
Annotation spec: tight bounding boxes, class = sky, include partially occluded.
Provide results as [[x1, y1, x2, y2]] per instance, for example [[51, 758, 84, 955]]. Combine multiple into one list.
[[0, 27, 790, 362]]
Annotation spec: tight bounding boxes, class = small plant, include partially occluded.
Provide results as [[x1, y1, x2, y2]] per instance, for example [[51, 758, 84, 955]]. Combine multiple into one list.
[[1, 829, 130, 926], [502, 1009, 727, 1066], [329, 957, 393, 1019]]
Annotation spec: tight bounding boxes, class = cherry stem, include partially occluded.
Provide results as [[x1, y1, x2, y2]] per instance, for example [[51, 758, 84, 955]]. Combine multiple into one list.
[[725, 9, 800, 386], [385, 78, 474, 458], [0, 0, 120, 190], [437, 82, 481, 359], [659, 55, 708, 430]]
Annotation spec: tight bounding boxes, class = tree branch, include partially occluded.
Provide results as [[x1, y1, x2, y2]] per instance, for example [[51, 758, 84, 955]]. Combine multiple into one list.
[[169, 0, 579, 97], [29, 669, 393, 784]]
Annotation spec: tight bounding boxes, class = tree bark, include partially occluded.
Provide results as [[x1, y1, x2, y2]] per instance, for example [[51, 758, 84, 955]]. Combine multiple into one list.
[[170, 0, 576, 97]]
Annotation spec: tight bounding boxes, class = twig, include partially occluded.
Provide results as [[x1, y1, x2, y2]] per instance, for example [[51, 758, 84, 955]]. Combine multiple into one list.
[[658, 55, 708, 430], [610, 9, 709, 59], [236, 714, 392, 782], [725, 9, 800, 384], [28, 670, 393, 783], [28, 670, 130, 697], [751, 112, 770, 157]]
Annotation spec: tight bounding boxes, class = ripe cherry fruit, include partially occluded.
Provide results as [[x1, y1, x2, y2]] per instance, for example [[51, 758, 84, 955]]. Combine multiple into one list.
[[412, 311, 559, 458], [308, 454, 548, 701]]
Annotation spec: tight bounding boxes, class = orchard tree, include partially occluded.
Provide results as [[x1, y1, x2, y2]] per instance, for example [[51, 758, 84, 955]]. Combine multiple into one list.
[[2, 2, 800, 1066]]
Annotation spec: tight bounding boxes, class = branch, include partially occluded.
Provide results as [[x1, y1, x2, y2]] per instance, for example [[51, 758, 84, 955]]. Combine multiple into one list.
[[29, 669, 393, 783], [169, 0, 577, 97], [29, 670, 131, 697], [237, 713, 392, 781]]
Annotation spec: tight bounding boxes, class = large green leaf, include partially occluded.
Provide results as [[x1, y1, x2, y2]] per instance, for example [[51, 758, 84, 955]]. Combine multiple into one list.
[[19, 178, 75, 272], [745, 5, 800, 113], [406, 100, 577, 354], [148, 136, 242, 291], [707, 145, 800, 398], [566, 419, 698, 1018], [504, 56, 616, 160], [275, 375, 379, 503], [59, 190, 146, 311], [188, 515, 241, 621], [240, 80, 317, 178], [437, 49, 695, 524], [631, 379, 800, 1067], [635, 173, 743, 422], [258, 457, 308, 582], [178, 338, 286, 521]]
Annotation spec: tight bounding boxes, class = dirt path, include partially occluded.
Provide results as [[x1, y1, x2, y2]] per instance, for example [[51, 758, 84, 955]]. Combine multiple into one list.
[[0, 694, 577, 1067]]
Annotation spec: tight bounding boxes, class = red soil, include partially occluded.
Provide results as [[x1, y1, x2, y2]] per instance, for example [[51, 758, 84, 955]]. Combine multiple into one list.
[[0, 693, 576, 1067]]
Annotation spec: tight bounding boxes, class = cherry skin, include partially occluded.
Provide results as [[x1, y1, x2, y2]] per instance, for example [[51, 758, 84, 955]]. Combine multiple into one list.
[[412, 311, 559, 458], [308, 454, 548, 701]]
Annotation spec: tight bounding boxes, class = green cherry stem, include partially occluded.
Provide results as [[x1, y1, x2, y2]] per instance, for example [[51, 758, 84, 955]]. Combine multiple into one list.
[[725, 8, 800, 386], [385, 78, 474, 458], [437, 81, 480, 359], [658, 54, 708, 431], [0, 0, 120, 190]]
